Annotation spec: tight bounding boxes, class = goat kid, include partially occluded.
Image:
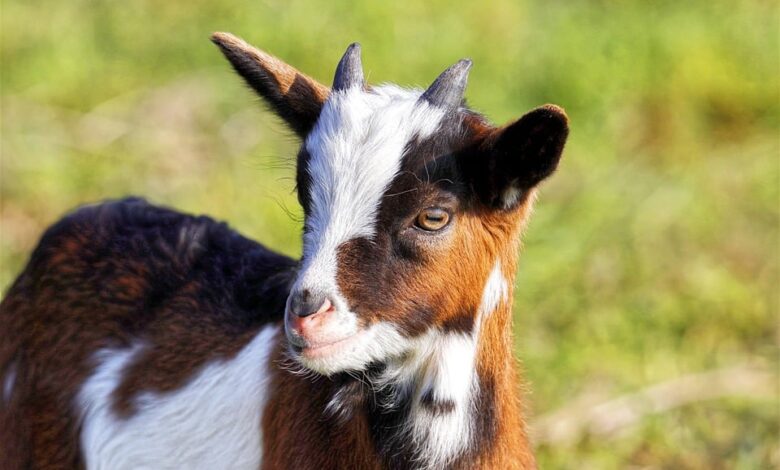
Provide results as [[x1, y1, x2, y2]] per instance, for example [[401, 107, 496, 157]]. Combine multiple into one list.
[[0, 32, 569, 469]]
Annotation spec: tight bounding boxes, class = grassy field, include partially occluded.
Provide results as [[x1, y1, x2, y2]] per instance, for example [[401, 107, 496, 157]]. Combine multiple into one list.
[[2, 0, 778, 467]]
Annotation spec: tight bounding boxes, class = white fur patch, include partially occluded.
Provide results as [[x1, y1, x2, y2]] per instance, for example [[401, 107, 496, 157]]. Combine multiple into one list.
[[78, 326, 278, 470], [407, 333, 477, 469], [501, 183, 523, 208], [476, 260, 509, 335], [365, 330, 477, 469]]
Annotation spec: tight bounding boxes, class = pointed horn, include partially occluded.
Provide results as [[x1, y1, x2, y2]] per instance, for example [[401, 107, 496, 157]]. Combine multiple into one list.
[[420, 59, 472, 109], [333, 43, 364, 91]]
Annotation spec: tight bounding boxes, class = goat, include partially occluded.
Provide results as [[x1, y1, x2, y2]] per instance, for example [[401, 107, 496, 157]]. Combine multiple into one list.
[[0, 32, 569, 469]]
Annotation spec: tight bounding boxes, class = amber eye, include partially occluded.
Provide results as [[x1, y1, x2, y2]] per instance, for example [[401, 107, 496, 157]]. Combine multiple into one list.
[[415, 208, 450, 231]]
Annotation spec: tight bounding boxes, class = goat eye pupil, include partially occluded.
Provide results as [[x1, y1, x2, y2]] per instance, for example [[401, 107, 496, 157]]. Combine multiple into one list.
[[416, 208, 450, 231]]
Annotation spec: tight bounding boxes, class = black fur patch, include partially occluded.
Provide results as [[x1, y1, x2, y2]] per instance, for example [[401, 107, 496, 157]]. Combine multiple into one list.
[[420, 388, 457, 415], [440, 310, 475, 334]]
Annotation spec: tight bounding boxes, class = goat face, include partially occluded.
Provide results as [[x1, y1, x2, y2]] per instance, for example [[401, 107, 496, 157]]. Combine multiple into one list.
[[212, 34, 568, 375]]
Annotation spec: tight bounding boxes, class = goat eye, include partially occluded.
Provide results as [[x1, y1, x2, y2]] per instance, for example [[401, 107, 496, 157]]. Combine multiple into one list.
[[415, 208, 450, 231]]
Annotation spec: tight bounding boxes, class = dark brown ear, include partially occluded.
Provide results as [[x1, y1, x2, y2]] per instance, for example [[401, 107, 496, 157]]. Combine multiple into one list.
[[463, 104, 569, 208], [211, 32, 329, 136]]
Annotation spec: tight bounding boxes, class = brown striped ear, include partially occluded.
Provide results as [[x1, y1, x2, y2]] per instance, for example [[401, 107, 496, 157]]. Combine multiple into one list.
[[211, 32, 329, 136], [464, 104, 569, 208]]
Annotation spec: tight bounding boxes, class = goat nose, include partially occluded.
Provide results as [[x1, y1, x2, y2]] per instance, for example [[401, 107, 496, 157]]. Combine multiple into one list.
[[288, 289, 334, 318]]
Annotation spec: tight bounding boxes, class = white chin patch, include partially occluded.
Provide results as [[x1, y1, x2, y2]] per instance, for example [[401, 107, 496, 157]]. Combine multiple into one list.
[[291, 321, 408, 376]]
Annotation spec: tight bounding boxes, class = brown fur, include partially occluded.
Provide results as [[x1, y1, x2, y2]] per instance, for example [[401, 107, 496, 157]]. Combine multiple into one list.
[[0, 199, 295, 469], [471, 200, 538, 468], [211, 32, 328, 136], [261, 339, 381, 470]]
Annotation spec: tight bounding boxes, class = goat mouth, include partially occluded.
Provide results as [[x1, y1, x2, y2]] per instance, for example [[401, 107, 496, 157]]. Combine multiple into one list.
[[294, 332, 361, 359]]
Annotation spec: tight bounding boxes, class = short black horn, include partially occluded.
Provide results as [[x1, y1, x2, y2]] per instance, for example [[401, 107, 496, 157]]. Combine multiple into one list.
[[420, 59, 472, 109], [333, 43, 364, 91]]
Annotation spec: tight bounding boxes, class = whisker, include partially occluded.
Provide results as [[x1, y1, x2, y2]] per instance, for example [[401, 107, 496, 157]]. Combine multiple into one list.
[[384, 188, 418, 198]]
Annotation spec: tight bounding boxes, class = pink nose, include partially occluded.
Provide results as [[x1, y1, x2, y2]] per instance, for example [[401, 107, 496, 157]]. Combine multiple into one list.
[[287, 298, 335, 336]]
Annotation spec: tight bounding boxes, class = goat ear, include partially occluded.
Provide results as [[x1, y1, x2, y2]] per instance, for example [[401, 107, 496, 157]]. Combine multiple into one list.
[[211, 32, 329, 137], [465, 105, 569, 208]]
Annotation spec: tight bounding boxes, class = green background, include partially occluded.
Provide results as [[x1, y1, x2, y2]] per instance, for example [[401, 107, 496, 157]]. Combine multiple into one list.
[[2, 0, 777, 467]]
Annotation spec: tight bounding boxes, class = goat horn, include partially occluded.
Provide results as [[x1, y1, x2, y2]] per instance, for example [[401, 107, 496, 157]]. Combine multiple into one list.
[[333, 43, 364, 92], [420, 59, 472, 109]]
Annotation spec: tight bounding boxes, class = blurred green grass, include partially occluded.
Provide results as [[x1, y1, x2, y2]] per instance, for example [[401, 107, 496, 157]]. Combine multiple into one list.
[[1, 0, 777, 467]]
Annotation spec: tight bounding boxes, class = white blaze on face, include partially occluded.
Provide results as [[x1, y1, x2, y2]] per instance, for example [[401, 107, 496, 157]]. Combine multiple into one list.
[[294, 85, 445, 312]]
